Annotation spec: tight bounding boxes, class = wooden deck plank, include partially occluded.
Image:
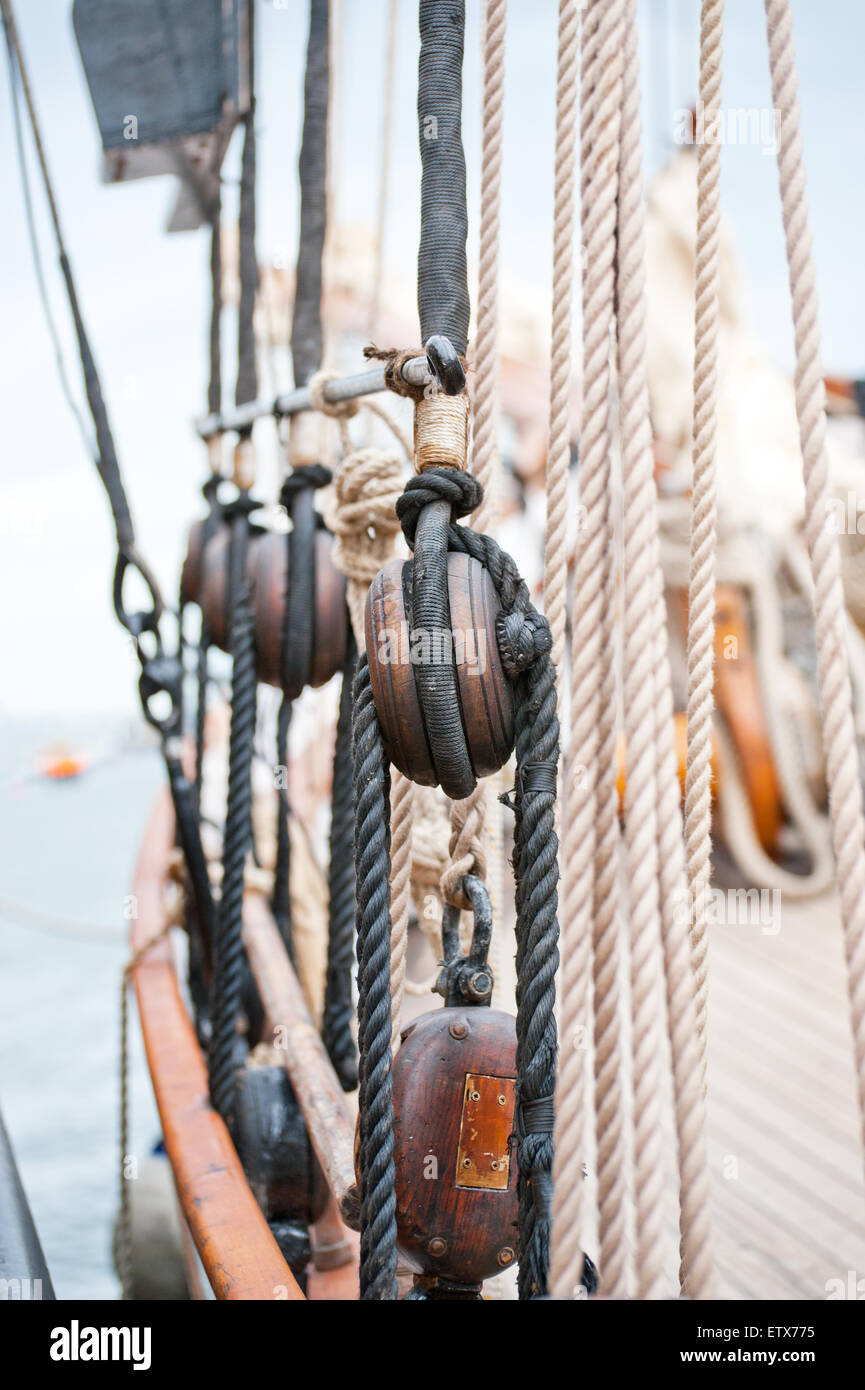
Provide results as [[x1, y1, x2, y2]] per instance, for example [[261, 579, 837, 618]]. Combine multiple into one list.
[[703, 889, 865, 1301]]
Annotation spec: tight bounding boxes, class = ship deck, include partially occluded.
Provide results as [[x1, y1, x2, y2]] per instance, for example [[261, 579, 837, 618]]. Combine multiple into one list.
[[707, 890, 865, 1300]]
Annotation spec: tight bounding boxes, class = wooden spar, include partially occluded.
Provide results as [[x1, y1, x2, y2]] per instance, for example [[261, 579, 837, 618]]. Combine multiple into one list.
[[242, 892, 359, 1227], [131, 788, 304, 1301]]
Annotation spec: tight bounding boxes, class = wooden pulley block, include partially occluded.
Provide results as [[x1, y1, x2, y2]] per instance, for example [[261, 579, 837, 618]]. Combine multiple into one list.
[[180, 522, 348, 691], [389, 1006, 518, 1287], [364, 554, 515, 790]]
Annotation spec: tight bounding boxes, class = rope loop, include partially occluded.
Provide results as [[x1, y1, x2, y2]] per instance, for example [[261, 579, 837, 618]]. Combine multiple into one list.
[[396, 465, 481, 545], [307, 368, 361, 420], [278, 463, 333, 508]]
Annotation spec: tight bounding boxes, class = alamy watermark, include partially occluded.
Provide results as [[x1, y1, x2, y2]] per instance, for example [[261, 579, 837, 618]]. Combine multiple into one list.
[[674, 101, 780, 155], [377, 622, 488, 677]]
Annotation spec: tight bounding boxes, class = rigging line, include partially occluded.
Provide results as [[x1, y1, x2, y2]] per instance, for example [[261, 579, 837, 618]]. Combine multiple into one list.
[[291, 0, 330, 389], [2, 38, 95, 462], [0, 895, 125, 945], [417, 0, 470, 354], [236, 5, 259, 417], [0, 0, 140, 564], [369, 0, 399, 343]]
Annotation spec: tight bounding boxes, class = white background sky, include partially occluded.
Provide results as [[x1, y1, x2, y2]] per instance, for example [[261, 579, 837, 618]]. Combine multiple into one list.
[[1, 0, 863, 717]]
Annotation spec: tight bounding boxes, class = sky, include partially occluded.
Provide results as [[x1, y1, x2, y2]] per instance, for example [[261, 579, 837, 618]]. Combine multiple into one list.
[[1, 0, 864, 718]]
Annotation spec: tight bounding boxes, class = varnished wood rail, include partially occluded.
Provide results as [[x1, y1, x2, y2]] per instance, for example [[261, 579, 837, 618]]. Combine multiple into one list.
[[130, 789, 304, 1301]]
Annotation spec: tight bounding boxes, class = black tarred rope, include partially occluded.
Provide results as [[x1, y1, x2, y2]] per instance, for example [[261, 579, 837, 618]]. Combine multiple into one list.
[[208, 7, 260, 1123], [322, 637, 358, 1091], [352, 655, 398, 1300], [208, 507, 258, 1123]]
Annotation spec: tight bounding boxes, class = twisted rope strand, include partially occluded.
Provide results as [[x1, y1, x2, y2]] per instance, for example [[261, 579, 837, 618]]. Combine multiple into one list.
[[543, 0, 579, 680], [550, 0, 619, 1299], [353, 656, 398, 1299], [764, 0, 865, 1172], [685, 0, 725, 1048]]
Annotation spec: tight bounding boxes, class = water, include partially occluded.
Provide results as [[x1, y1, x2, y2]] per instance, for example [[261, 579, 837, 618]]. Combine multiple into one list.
[[0, 716, 162, 1299]]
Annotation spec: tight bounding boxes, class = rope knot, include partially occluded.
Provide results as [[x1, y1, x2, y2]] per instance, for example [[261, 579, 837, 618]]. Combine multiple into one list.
[[279, 463, 333, 509], [395, 466, 483, 547], [496, 607, 553, 678], [307, 369, 360, 419], [331, 446, 404, 585]]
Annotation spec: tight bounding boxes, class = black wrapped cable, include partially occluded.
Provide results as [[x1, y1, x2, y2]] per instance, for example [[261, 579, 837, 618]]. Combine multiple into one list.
[[208, 506, 258, 1123], [291, 0, 329, 387], [353, 656, 398, 1300], [322, 638, 359, 1090], [417, 0, 470, 355]]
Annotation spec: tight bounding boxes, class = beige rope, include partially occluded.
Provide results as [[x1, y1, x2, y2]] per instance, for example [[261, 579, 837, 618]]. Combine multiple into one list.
[[441, 794, 488, 909], [550, 0, 622, 1300], [613, 0, 716, 1298], [329, 442, 404, 639], [650, 535, 716, 1297], [444, 0, 509, 988], [614, 0, 668, 1301], [472, 0, 506, 532], [684, 0, 725, 1049], [543, 0, 579, 681], [764, 0, 865, 1167], [389, 770, 413, 1044], [325, 412, 413, 1048], [369, 0, 399, 343]]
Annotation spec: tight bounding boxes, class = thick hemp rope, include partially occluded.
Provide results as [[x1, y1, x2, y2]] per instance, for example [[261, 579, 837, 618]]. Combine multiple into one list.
[[543, 0, 579, 684], [616, 0, 715, 1298], [764, 0, 865, 1172], [550, 0, 622, 1300], [685, 0, 726, 1057]]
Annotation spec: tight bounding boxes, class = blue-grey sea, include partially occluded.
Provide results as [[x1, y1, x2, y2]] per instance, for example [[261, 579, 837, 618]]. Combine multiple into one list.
[[0, 716, 163, 1299]]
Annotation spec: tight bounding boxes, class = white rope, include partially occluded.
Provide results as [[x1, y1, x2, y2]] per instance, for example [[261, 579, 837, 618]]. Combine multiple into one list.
[[764, 0, 865, 1168], [550, 0, 621, 1300], [684, 0, 725, 1053]]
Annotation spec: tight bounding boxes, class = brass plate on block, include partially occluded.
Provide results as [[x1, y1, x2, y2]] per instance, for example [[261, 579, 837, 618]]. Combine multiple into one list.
[[454, 1073, 516, 1190]]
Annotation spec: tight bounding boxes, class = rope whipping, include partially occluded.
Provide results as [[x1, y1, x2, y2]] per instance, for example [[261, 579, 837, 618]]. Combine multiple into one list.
[[208, 6, 260, 1124]]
